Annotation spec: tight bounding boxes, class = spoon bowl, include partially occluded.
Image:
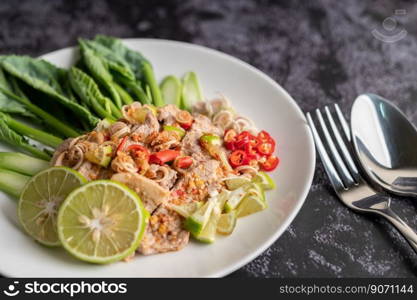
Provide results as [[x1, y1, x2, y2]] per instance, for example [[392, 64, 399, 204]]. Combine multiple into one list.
[[351, 93, 417, 196]]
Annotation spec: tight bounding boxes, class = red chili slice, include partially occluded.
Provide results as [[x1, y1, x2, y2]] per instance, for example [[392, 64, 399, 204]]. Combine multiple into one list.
[[149, 150, 180, 165], [257, 141, 275, 156], [257, 130, 273, 143], [234, 131, 251, 149], [260, 155, 280, 171], [116, 136, 128, 153], [174, 156, 193, 169], [127, 144, 150, 159], [245, 143, 260, 160], [224, 129, 237, 150], [229, 150, 249, 168]]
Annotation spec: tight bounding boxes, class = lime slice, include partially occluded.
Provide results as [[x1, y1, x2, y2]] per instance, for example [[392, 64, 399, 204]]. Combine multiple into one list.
[[193, 212, 219, 243], [237, 193, 267, 218], [18, 167, 87, 246], [57, 180, 148, 264], [168, 201, 203, 218], [193, 195, 224, 243], [224, 186, 247, 212], [247, 182, 266, 202], [224, 176, 251, 190], [184, 197, 217, 235], [253, 172, 276, 190], [217, 210, 237, 235]]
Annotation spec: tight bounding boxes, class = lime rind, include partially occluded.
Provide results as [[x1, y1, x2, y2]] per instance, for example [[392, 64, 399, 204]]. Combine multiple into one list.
[[18, 167, 87, 247], [57, 180, 148, 264]]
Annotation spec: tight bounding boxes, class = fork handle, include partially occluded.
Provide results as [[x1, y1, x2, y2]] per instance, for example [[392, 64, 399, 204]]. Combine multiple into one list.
[[377, 208, 417, 253]]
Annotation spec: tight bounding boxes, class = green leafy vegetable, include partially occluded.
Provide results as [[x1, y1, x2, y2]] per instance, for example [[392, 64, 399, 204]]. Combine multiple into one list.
[[0, 67, 36, 119], [0, 116, 50, 160], [93, 35, 163, 105], [113, 82, 133, 105], [68, 67, 119, 120], [1, 56, 99, 128], [0, 84, 79, 137], [79, 39, 123, 109]]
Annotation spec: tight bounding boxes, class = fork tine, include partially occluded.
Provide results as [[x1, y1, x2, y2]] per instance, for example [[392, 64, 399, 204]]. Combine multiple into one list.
[[315, 109, 356, 187], [324, 106, 360, 183], [306, 113, 345, 190], [334, 104, 351, 141]]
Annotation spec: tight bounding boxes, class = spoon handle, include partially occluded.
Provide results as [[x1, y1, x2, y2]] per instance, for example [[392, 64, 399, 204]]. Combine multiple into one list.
[[376, 208, 417, 253]]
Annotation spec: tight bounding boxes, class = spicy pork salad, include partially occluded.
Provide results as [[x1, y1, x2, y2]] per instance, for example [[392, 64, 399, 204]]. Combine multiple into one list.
[[0, 35, 279, 264]]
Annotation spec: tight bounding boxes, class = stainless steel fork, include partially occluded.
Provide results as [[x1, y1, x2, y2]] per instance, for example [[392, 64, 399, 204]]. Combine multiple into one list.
[[307, 104, 417, 254]]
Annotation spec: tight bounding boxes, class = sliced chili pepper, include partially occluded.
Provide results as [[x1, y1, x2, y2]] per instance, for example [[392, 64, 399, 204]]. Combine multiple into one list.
[[229, 150, 249, 168], [116, 136, 128, 153], [149, 150, 180, 165], [257, 141, 275, 156], [258, 130, 273, 143], [259, 155, 279, 171], [127, 144, 150, 158], [245, 143, 260, 160], [224, 129, 237, 150], [234, 131, 251, 149], [174, 156, 193, 169]]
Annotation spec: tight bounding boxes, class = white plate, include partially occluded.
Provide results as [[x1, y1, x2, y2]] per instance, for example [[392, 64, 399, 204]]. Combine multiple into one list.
[[0, 39, 315, 277]]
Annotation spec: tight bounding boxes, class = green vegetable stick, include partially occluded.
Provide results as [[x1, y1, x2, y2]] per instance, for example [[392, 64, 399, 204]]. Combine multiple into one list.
[[0, 118, 50, 160], [181, 72, 204, 111], [0, 152, 49, 175], [0, 168, 30, 198], [160, 75, 182, 107], [0, 112, 62, 148], [143, 62, 163, 106]]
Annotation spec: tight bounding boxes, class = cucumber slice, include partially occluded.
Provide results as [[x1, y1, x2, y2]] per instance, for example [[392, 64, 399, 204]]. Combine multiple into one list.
[[181, 71, 204, 110], [160, 75, 182, 107]]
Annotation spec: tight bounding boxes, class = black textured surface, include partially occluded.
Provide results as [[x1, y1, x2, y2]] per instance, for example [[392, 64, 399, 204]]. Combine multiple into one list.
[[1, 0, 417, 277]]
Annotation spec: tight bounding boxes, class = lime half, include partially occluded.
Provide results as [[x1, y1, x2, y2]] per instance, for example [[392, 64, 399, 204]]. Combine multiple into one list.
[[57, 180, 148, 264], [18, 167, 87, 246]]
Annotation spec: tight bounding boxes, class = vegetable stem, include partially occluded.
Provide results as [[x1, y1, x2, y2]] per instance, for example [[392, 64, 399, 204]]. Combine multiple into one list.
[[0, 152, 49, 175], [0, 168, 30, 198], [0, 86, 79, 137], [1, 113, 63, 148], [143, 62, 163, 106]]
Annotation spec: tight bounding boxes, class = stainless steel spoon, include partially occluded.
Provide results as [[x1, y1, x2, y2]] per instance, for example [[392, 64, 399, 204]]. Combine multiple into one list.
[[351, 93, 417, 196]]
